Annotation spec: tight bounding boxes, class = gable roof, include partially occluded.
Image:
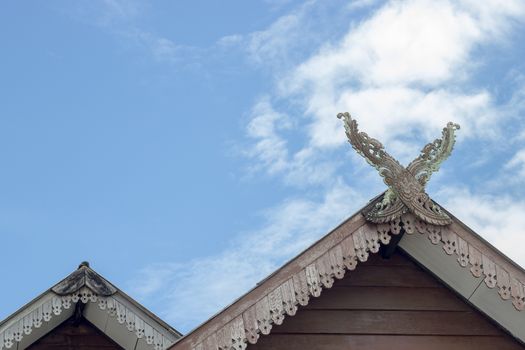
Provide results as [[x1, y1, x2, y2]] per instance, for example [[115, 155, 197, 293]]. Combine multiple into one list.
[[27, 317, 124, 349], [169, 194, 525, 350], [0, 262, 182, 350]]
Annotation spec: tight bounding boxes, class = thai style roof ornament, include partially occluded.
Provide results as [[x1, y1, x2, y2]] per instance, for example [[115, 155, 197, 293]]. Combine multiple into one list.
[[337, 112, 460, 226]]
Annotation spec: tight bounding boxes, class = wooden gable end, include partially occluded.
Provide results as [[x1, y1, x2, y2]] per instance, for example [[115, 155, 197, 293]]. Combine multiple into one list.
[[27, 317, 123, 350], [249, 250, 525, 350], [0, 262, 181, 350]]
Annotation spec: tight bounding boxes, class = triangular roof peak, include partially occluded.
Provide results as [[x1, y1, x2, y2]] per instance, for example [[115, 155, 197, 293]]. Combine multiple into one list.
[[51, 261, 117, 297], [0, 262, 181, 350], [169, 116, 524, 350], [171, 113, 525, 350], [169, 202, 525, 350]]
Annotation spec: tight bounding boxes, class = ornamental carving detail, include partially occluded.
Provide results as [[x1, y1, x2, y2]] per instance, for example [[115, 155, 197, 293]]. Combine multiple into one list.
[[337, 112, 459, 226], [0, 263, 175, 350], [188, 218, 525, 350]]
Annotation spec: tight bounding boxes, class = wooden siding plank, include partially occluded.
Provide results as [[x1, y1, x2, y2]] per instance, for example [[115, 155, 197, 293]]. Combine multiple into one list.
[[27, 318, 123, 350], [272, 309, 504, 336], [363, 252, 412, 266], [304, 286, 470, 311], [248, 251, 524, 350], [250, 334, 525, 350], [337, 265, 443, 288], [171, 215, 369, 349]]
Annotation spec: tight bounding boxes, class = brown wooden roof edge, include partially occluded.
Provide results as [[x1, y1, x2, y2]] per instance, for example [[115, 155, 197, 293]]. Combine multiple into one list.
[[240, 191, 385, 290], [169, 204, 371, 350], [369, 193, 525, 279], [0, 262, 182, 350], [445, 208, 525, 278], [106, 276, 183, 339], [169, 193, 525, 350]]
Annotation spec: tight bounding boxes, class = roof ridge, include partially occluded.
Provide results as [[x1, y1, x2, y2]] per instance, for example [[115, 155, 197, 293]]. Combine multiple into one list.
[[0, 263, 181, 350], [51, 262, 117, 297], [169, 203, 525, 350]]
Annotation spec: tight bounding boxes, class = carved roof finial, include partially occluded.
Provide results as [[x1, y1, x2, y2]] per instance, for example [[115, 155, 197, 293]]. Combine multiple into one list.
[[337, 112, 459, 226], [52, 263, 117, 296]]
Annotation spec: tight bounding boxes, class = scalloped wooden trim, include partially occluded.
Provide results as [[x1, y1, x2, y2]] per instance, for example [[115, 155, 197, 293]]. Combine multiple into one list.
[[177, 214, 525, 350], [190, 223, 393, 350], [401, 214, 525, 312], [0, 287, 174, 350]]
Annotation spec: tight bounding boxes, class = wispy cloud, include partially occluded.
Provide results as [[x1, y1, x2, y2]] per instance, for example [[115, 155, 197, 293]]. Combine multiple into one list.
[[505, 149, 525, 177], [243, 0, 525, 175], [129, 181, 361, 331], [244, 97, 341, 186], [130, 0, 525, 332], [245, 98, 292, 175], [248, 12, 302, 67], [64, 0, 140, 27], [236, 0, 525, 318], [442, 187, 525, 267], [276, 0, 524, 152], [245, 1, 359, 72], [120, 29, 193, 64], [63, 0, 187, 64]]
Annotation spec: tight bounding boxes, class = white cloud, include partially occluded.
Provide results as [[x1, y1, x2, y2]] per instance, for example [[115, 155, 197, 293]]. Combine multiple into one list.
[[308, 87, 495, 152], [66, 0, 141, 26], [281, 0, 524, 150], [242, 0, 525, 178], [245, 98, 292, 175], [248, 13, 302, 66], [287, 0, 524, 91], [442, 188, 525, 267], [128, 0, 525, 331], [127, 30, 186, 64], [246, 1, 353, 71], [288, 1, 481, 89], [129, 180, 362, 331], [245, 98, 341, 186], [347, 0, 382, 11], [216, 34, 243, 47], [66, 1, 185, 64], [505, 149, 525, 177], [460, 0, 525, 38], [241, 0, 525, 272], [238, 0, 525, 239], [100, 0, 139, 21], [130, 263, 180, 297]]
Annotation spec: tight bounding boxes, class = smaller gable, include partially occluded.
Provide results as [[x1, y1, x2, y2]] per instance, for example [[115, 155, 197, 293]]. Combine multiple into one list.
[[0, 262, 181, 350], [28, 317, 123, 350]]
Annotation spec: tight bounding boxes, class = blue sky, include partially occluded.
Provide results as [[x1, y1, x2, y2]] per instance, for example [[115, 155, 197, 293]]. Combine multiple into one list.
[[1, 0, 525, 333]]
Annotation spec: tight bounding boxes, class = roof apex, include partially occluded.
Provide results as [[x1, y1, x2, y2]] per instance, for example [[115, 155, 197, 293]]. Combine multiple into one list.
[[51, 262, 117, 297], [0, 262, 181, 350], [169, 195, 525, 350]]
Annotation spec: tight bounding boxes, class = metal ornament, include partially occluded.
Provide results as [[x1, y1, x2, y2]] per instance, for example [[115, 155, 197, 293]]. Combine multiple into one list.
[[337, 112, 460, 226]]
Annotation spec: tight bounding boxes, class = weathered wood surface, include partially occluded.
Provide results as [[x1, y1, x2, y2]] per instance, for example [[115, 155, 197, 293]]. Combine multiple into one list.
[[169, 212, 525, 350], [27, 317, 123, 350], [305, 286, 469, 311], [273, 310, 502, 335], [336, 264, 441, 287], [249, 251, 524, 350], [170, 215, 369, 349], [250, 334, 523, 350]]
